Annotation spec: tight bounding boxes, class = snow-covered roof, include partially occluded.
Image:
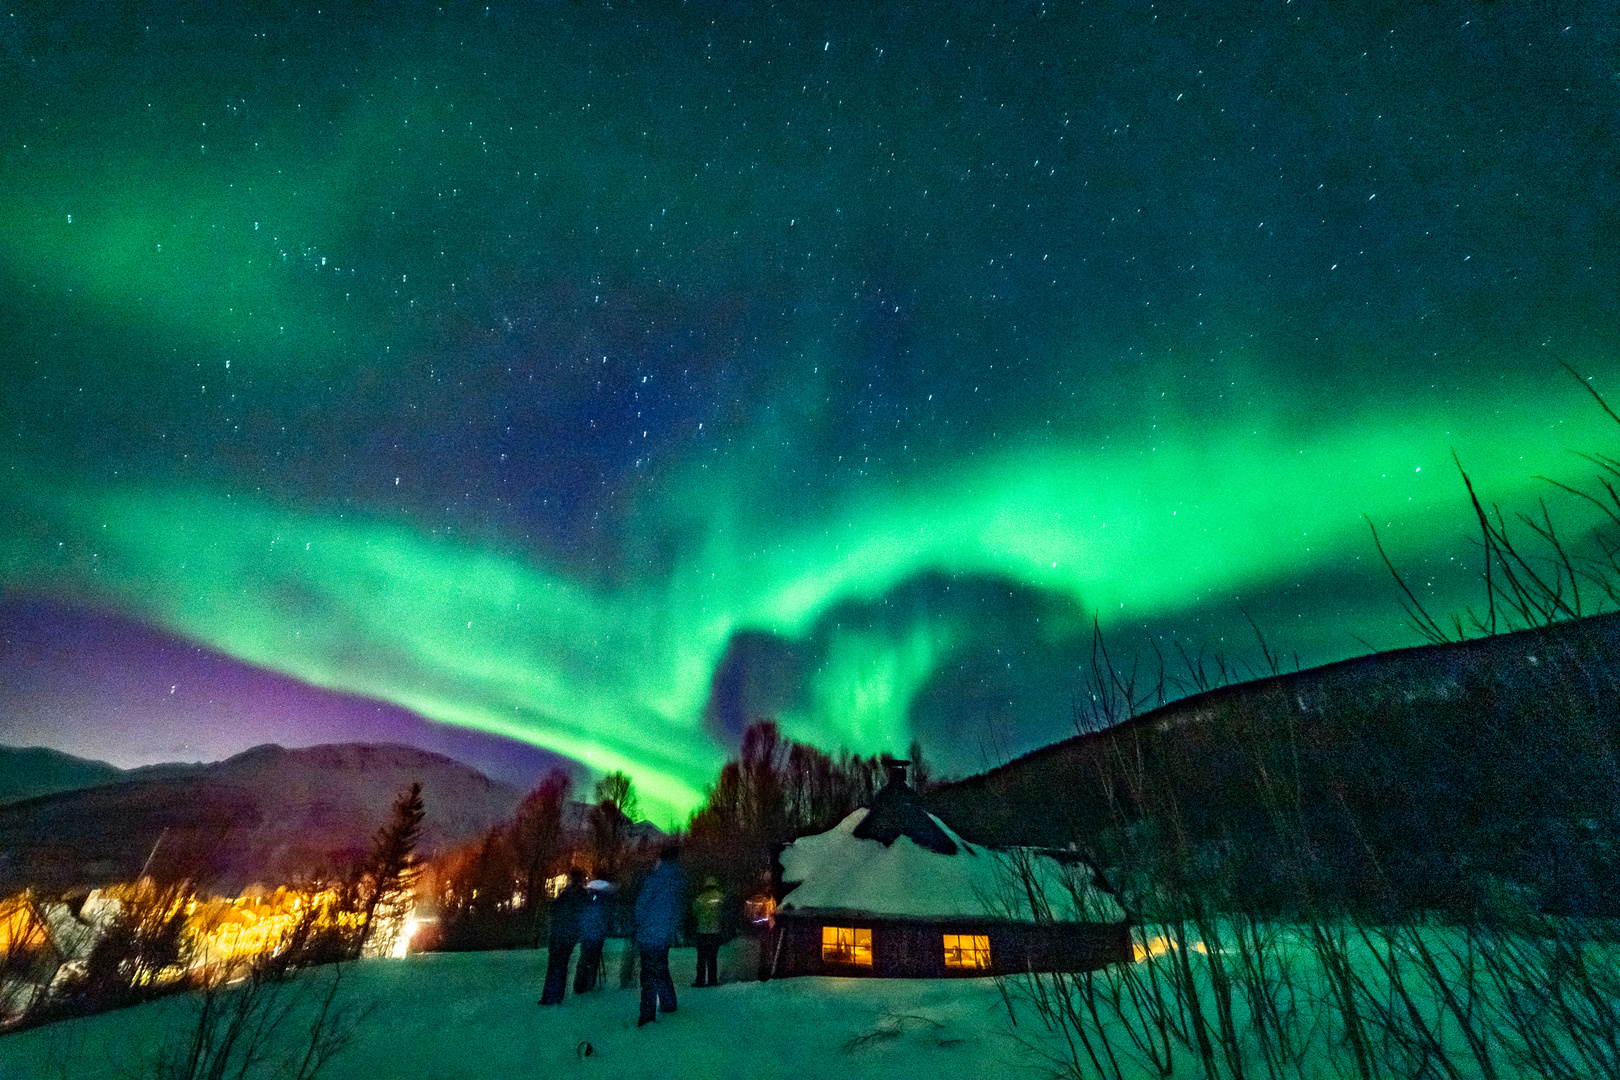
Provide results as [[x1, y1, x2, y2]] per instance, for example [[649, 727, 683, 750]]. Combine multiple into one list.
[[778, 807, 1125, 924]]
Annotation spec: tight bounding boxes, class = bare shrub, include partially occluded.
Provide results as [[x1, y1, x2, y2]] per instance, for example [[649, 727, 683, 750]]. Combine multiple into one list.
[[147, 957, 371, 1080]]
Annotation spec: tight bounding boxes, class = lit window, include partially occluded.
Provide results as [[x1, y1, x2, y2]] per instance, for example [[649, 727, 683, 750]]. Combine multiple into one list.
[[943, 933, 991, 970], [743, 893, 777, 927], [821, 925, 873, 966]]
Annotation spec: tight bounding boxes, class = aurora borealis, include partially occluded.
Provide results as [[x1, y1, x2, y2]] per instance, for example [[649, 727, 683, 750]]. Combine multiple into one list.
[[3, 3, 1618, 824]]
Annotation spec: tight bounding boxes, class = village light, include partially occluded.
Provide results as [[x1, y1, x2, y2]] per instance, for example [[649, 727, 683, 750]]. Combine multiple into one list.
[[391, 910, 419, 958], [0, 895, 50, 955], [1134, 934, 1172, 962], [1131, 933, 1207, 962]]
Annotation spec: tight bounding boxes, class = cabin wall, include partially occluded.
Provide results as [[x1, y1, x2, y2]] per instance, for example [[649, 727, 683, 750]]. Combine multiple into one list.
[[764, 914, 1131, 979]]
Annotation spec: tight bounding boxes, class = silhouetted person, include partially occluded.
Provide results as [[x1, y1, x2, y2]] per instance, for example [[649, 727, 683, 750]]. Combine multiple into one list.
[[539, 868, 587, 1005], [573, 878, 614, 992], [691, 876, 724, 987], [634, 845, 689, 1026]]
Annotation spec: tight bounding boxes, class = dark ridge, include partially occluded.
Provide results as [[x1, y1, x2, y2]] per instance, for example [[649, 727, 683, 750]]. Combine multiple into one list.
[[924, 612, 1620, 915], [0, 742, 527, 895]]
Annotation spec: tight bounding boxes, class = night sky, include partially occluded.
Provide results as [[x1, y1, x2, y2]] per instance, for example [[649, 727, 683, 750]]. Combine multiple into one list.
[[3, 2, 1618, 823]]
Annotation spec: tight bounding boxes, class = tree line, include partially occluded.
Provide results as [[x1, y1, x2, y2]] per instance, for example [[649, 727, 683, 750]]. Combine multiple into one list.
[[420, 768, 652, 951], [423, 722, 933, 950]]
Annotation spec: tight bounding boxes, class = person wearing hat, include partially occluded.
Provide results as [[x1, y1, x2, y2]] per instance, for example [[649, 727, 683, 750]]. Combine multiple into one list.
[[691, 875, 725, 988]]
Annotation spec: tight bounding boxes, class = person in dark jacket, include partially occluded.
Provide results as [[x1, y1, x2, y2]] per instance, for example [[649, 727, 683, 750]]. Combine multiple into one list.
[[691, 876, 724, 987], [539, 868, 587, 1005], [573, 878, 614, 993], [633, 845, 689, 1026]]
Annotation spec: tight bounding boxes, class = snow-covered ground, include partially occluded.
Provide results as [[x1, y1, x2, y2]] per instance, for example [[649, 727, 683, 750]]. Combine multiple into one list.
[[10, 923, 1617, 1079], [0, 942, 1034, 1080]]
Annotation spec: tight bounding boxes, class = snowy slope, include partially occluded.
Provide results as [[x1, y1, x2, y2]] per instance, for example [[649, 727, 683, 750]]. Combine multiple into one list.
[[0, 943, 1033, 1080]]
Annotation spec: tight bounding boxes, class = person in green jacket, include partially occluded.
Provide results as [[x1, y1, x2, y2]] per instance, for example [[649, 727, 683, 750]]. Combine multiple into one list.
[[691, 876, 724, 987]]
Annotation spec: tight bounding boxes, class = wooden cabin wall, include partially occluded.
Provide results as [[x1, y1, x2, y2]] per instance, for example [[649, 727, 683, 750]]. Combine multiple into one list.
[[766, 915, 1131, 979]]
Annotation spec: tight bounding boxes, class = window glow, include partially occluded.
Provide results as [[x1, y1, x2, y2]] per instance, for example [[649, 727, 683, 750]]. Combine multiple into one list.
[[743, 893, 777, 927], [942, 933, 991, 969], [821, 925, 872, 966]]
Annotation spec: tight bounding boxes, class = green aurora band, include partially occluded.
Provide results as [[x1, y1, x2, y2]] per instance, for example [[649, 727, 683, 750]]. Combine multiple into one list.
[[3, 4, 1618, 824], [6, 379, 1616, 822]]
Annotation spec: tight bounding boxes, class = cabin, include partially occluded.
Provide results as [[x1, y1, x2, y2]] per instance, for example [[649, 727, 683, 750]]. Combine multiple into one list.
[[761, 762, 1132, 979]]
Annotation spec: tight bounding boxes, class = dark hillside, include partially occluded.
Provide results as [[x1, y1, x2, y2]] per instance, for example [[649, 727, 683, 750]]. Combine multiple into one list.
[[926, 613, 1620, 915], [0, 743, 525, 895], [0, 745, 125, 805]]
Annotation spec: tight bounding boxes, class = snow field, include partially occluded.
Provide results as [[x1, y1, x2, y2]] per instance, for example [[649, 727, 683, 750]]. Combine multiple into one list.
[[1005, 918, 1620, 1080], [0, 941, 1031, 1080], [8, 922, 1617, 1079]]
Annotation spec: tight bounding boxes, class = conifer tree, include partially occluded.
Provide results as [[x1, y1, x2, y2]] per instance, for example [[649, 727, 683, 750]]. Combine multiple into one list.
[[357, 782, 425, 955]]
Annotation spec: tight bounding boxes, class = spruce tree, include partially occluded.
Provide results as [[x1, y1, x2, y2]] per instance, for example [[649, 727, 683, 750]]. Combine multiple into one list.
[[358, 782, 426, 955]]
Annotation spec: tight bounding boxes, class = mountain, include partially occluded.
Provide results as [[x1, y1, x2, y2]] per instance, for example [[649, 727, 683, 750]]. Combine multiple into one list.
[[926, 612, 1620, 915], [0, 743, 526, 895], [0, 745, 126, 806]]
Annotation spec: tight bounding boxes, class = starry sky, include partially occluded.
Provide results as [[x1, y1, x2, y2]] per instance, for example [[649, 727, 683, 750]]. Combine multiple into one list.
[[2, 1, 1618, 824]]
